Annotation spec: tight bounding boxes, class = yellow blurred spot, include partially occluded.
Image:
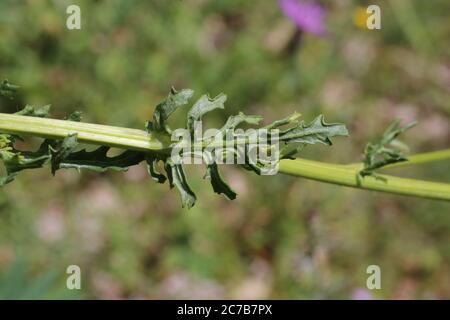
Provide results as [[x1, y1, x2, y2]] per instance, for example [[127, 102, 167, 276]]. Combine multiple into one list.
[[353, 7, 370, 30]]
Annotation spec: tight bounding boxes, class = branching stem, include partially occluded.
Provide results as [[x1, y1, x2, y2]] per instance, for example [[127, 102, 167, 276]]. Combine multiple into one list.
[[1, 113, 449, 201]]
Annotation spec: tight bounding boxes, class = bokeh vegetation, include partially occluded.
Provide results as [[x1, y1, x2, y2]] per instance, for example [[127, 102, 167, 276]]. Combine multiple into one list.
[[0, 0, 449, 299]]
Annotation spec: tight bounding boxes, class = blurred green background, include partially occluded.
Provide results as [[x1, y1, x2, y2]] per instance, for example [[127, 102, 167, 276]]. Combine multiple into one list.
[[0, 0, 449, 299]]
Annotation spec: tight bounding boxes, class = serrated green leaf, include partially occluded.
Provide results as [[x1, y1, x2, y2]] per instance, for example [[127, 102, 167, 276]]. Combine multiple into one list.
[[204, 163, 237, 200], [0, 148, 49, 178], [378, 120, 416, 146], [50, 133, 78, 175], [280, 114, 349, 146], [165, 159, 196, 209], [265, 112, 301, 130], [187, 93, 227, 133], [14, 105, 51, 118], [280, 143, 306, 159], [0, 79, 19, 99], [220, 112, 263, 132], [0, 133, 50, 176], [59, 146, 145, 173], [360, 119, 417, 177], [151, 87, 194, 132], [146, 155, 167, 183]]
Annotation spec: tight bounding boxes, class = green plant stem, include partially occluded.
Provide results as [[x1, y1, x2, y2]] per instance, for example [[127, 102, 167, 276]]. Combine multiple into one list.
[[1, 113, 449, 201], [0, 113, 164, 151], [279, 158, 450, 201], [344, 149, 450, 170], [384, 149, 450, 169]]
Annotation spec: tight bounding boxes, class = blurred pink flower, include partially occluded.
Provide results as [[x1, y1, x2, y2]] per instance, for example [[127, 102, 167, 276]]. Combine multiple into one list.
[[35, 205, 65, 243], [351, 288, 372, 300], [278, 0, 327, 36]]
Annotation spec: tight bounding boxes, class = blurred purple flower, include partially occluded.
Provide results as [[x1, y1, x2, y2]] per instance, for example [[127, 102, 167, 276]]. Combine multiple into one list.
[[351, 288, 372, 300], [278, 0, 327, 36]]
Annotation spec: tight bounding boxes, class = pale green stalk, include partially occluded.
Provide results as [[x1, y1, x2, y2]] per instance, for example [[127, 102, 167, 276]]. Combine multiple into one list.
[[345, 149, 450, 170], [279, 158, 450, 201]]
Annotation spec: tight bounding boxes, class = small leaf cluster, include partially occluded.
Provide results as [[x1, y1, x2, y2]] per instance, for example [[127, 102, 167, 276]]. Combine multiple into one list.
[[144, 88, 348, 208], [0, 80, 19, 99], [359, 119, 416, 177]]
